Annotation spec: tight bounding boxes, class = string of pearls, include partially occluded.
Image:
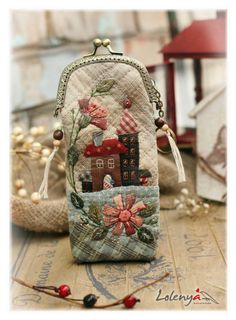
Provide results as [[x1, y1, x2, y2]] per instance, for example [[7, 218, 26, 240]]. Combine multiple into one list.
[[12, 124, 65, 204]]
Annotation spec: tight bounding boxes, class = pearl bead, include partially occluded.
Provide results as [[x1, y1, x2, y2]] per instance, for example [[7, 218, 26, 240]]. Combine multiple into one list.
[[31, 142, 42, 152], [37, 126, 46, 135], [30, 127, 39, 136], [18, 188, 28, 198], [31, 192, 41, 204], [13, 126, 23, 136], [181, 188, 189, 195], [53, 140, 61, 147], [161, 124, 169, 131], [41, 148, 51, 157], [15, 179, 25, 188], [15, 134, 24, 143], [39, 157, 48, 166]]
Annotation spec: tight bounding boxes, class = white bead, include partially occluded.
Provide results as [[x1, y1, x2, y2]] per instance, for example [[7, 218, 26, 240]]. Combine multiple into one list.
[[41, 148, 51, 157], [15, 134, 24, 143], [37, 126, 46, 135], [15, 179, 25, 188], [13, 126, 23, 136], [203, 203, 210, 209], [181, 188, 189, 195], [174, 198, 180, 206], [30, 127, 39, 136], [18, 188, 28, 198], [31, 142, 42, 152], [31, 192, 41, 204], [39, 157, 48, 166]]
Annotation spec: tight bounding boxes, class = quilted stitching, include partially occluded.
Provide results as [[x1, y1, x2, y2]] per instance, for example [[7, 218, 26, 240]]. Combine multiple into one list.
[[61, 61, 158, 193]]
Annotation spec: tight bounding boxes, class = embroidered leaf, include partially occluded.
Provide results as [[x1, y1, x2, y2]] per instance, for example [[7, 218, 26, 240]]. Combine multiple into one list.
[[95, 79, 115, 93], [91, 227, 108, 241], [138, 204, 157, 218], [71, 192, 84, 209], [137, 227, 154, 243], [88, 202, 102, 224], [149, 215, 159, 225], [67, 145, 79, 166]]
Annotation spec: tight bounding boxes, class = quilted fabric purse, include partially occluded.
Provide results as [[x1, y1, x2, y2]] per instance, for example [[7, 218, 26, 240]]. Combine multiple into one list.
[[39, 39, 185, 263]]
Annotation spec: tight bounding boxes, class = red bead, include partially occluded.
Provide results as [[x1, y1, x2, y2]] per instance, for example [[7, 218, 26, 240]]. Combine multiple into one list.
[[123, 98, 132, 109], [57, 284, 71, 298], [123, 295, 140, 308]]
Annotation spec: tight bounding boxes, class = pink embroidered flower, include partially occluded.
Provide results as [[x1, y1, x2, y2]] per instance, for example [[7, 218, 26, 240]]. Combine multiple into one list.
[[78, 99, 108, 130], [103, 194, 146, 236]]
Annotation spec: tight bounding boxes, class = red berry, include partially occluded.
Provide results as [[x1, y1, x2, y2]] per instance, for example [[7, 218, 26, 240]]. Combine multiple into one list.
[[123, 98, 132, 109], [123, 295, 140, 308], [57, 284, 71, 298]]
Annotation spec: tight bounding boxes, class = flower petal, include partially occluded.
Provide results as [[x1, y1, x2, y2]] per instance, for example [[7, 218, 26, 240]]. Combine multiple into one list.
[[112, 222, 124, 236], [89, 105, 108, 118], [104, 204, 120, 217], [130, 215, 144, 227], [104, 217, 119, 226], [124, 221, 136, 236], [125, 194, 136, 210], [78, 99, 89, 111], [91, 118, 108, 130], [113, 194, 124, 210], [130, 201, 146, 214]]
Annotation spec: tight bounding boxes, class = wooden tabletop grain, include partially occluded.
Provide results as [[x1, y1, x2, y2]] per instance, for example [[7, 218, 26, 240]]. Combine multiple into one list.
[[11, 204, 226, 310]]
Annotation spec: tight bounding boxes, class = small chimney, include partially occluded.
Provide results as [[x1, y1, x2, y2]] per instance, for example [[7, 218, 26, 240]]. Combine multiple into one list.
[[92, 131, 104, 146]]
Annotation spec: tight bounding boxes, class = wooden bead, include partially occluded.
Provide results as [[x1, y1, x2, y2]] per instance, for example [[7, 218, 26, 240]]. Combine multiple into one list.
[[53, 139, 61, 147], [31, 192, 41, 204], [53, 129, 63, 140], [161, 124, 169, 131], [155, 118, 166, 128]]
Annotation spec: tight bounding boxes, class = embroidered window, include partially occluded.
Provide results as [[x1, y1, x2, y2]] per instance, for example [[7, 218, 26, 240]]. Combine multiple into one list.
[[123, 171, 129, 180], [96, 159, 104, 168], [130, 148, 136, 155], [108, 158, 115, 168], [130, 159, 135, 168]]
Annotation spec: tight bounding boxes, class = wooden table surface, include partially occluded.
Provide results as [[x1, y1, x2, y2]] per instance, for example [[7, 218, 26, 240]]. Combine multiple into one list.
[[11, 204, 226, 310]]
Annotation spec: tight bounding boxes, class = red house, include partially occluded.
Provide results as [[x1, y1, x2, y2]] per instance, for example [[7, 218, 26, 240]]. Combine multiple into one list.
[[84, 138, 128, 191]]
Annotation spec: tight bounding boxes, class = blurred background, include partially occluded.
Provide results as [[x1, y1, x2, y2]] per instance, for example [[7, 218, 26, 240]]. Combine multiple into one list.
[[11, 10, 226, 133]]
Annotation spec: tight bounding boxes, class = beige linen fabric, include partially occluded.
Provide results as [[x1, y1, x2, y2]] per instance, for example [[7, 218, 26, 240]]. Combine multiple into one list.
[[61, 61, 158, 192]]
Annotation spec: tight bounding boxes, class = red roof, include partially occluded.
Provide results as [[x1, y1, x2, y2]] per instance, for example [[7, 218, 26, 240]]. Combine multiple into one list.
[[84, 138, 128, 157], [160, 18, 226, 60]]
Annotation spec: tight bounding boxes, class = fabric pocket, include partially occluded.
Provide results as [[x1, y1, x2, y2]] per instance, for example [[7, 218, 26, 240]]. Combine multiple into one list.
[[67, 185, 160, 263]]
